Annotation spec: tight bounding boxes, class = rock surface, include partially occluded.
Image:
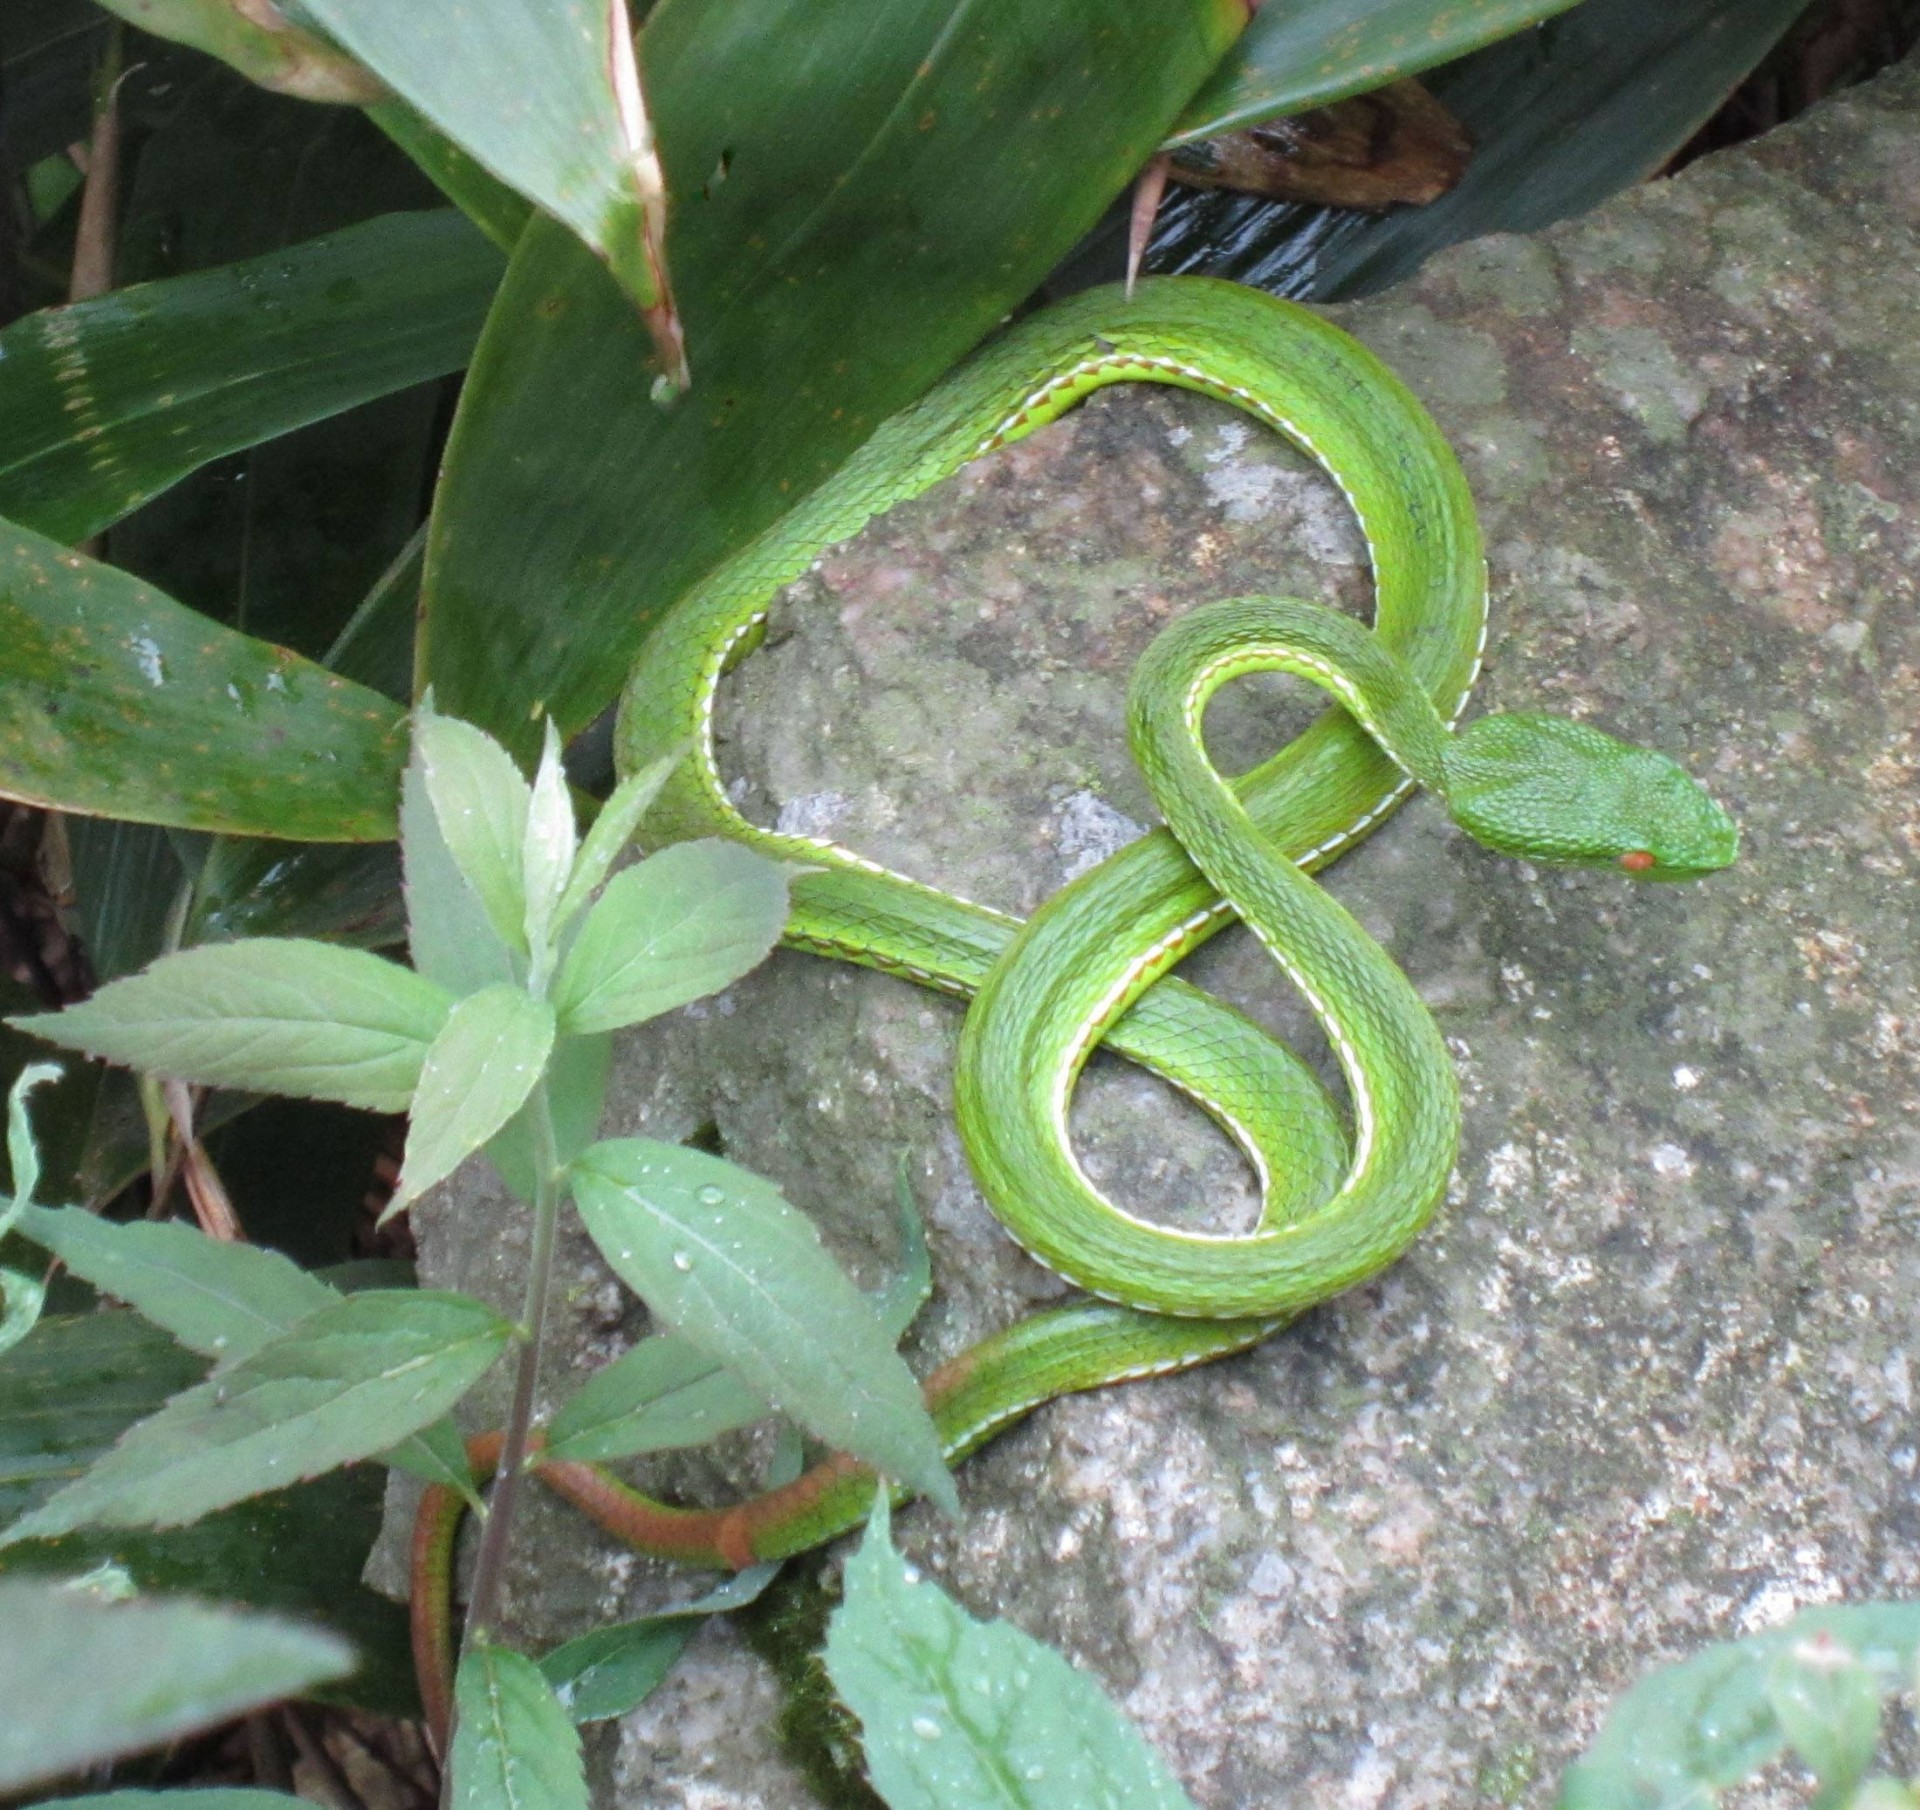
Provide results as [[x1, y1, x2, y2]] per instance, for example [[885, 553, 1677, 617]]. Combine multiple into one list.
[[389, 57, 1920, 1810]]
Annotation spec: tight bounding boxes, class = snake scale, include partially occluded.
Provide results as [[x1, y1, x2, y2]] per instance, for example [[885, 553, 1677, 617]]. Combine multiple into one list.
[[411, 278, 1737, 1737]]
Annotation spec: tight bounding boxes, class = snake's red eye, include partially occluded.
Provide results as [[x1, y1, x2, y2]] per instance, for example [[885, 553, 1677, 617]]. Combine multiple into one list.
[[1620, 850, 1657, 873]]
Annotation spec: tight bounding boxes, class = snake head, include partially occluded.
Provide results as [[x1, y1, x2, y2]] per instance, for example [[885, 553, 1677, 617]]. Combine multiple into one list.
[[1442, 712, 1739, 880]]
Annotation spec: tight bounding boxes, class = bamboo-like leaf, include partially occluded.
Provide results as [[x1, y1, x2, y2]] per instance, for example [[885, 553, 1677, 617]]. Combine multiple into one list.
[[450, 1641, 588, 1810], [10, 940, 453, 1112], [551, 840, 787, 1035], [570, 1139, 954, 1514], [390, 985, 555, 1215], [0, 212, 500, 545], [1164, 0, 1583, 142], [369, 102, 534, 253], [0, 1578, 351, 1792], [293, 0, 676, 359], [825, 1496, 1198, 1809], [91, 0, 384, 103], [0, 518, 408, 839], [1, 1291, 512, 1544], [418, 0, 1246, 756], [13, 1206, 333, 1361]]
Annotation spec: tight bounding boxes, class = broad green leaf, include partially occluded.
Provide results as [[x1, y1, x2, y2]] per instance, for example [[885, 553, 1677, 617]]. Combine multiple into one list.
[[0, 212, 500, 545], [551, 840, 788, 1034], [522, 720, 579, 962], [419, 0, 1245, 756], [450, 1641, 589, 1810], [0, 518, 407, 839], [14, 1205, 333, 1360], [1, 1290, 512, 1543], [538, 1562, 779, 1723], [402, 724, 517, 997], [0, 1311, 417, 1714], [1767, 1637, 1883, 1803], [369, 101, 535, 254], [10, 940, 453, 1112], [1165, 0, 1584, 142], [1559, 1603, 1920, 1810], [0, 1577, 352, 1791], [545, 1169, 924, 1462], [92, 0, 383, 102], [391, 985, 556, 1214], [552, 751, 676, 930], [294, 0, 670, 325], [414, 711, 533, 956], [825, 1495, 1198, 1809], [543, 1331, 767, 1464], [570, 1139, 954, 1514]]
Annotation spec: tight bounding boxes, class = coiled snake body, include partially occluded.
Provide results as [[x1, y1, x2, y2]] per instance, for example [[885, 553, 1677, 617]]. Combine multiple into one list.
[[412, 279, 1736, 1736]]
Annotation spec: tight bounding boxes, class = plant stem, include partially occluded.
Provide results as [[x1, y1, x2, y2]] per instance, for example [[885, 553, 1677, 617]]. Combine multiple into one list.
[[458, 1083, 563, 1649]]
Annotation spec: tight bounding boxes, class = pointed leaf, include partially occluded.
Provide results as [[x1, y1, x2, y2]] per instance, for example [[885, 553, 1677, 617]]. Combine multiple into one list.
[[3, 1062, 60, 1235], [0, 517, 408, 839], [1, 1291, 512, 1543], [543, 1331, 767, 1463], [1766, 1637, 1883, 1802], [90, 0, 383, 102], [522, 720, 578, 961], [382, 1415, 481, 1510], [10, 940, 453, 1112], [551, 840, 788, 1035], [14, 1206, 334, 1361], [295, 0, 671, 328], [554, 751, 676, 931], [418, 0, 1246, 756], [570, 1139, 954, 1513], [449, 1641, 588, 1810], [402, 727, 517, 997], [414, 712, 532, 956], [0, 1577, 352, 1792], [537, 1563, 779, 1723], [825, 1496, 1198, 1809], [391, 986, 556, 1214], [0, 212, 500, 545], [1165, 0, 1583, 143], [875, 1158, 932, 1345]]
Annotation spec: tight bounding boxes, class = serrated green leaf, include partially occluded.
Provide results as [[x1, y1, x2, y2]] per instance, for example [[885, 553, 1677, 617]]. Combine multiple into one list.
[[543, 1331, 767, 1464], [14, 1206, 334, 1361], [1766, 1637, 1883, 1804], [414, 711, 532, 957], [0, 516, 408, 840], [0, 212, 500, 544], [10, 940, 453, 1112], [391, 986, 555, 1216], [570, 1139, 953, 1514], [487, 1032, 610, 1203], [0, 1310, 416, 1715], [522, 719, 578, 963], [401, 725, 517, 998], [553, 751, 676, 931], [294, 0, 666, 322], [538, 1563, 779, 1723], [1559, 1604, 1920, 1810], [382, 1414, 482, 1512], [1165, 0, 1583, 143], [0, 1577, 352, 1792], [826, 1496, 1197, 1809], [551, 840, 788, 1035], [450, 1640, 588, 1810], [875, 1158, 931, 1345], [1, 1291, 512, 1544]]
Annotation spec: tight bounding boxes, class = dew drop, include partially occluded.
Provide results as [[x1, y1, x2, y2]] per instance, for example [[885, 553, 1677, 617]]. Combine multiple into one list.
[[696, 1183, 725, 1204], [672, 1251, 693, 1272], [1024, 1765, 1045, 1782], [911, 1715, 942, 1741]]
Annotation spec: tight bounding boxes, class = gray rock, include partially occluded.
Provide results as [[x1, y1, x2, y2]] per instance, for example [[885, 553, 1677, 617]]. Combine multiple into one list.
[[385, 56, 1920, 1810]]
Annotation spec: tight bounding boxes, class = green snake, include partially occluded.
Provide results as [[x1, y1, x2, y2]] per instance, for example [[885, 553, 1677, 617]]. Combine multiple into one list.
[[410, 278, 1736, 1738]]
